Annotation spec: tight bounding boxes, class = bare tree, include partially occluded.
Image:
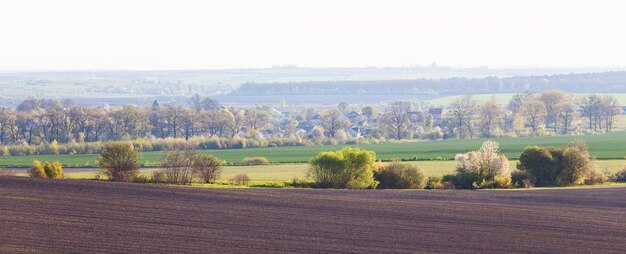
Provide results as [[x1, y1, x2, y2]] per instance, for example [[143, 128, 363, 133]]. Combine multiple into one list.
[[317, 109, 350, 138], [382, 101, 411, 139], [520, 98, 547, 134], [539, 90, 566, 134], [478, 97, 502, 138], [449, 96, 476, 138]]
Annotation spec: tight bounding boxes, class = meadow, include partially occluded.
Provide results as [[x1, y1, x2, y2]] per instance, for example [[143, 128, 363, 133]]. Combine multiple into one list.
[[1, 132, 625, 168]]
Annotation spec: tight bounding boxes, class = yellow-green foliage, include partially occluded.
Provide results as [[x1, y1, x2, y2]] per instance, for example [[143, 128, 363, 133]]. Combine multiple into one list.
[[232, 173, 251, 186], [241, 157, 270, 165], [2, 146, 10, 157], [308, 147, 378, 189], [29, 160, 46, 178], [43, 161, 63, 178]]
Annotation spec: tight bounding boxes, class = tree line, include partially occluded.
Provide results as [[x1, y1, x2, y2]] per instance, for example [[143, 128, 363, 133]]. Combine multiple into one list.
[[0, 91, 622, 156]]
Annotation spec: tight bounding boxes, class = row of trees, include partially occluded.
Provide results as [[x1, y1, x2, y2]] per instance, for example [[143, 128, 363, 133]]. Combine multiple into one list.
[[1, 91, 622, 150]]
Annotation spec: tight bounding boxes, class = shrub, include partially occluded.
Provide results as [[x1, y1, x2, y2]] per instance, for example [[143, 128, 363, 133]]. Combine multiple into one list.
[[0, 168, 15, 176], [426, 176, 444, 189], [97, 142, 141, 182], [30, 160, 46, 178], [453, 141, 511, 188], [192, 154, 222, 183], [374, 162, 426, 189], [517, 146, 557, 186], [242, 157, 270, 166], [511, 170, 534, 188], [308, 147, 378, 189], [585, 168, 608, 185], [151, 170, 166, 183], [232, 174, 251, 186], [43, 161, 63, 178], [517, 142, 593, 187], [615, 166, 626, 182], [161, 149, 195, 184]]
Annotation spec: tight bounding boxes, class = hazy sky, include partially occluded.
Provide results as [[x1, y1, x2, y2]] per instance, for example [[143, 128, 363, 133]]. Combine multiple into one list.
[[1, 0, 625, 70]]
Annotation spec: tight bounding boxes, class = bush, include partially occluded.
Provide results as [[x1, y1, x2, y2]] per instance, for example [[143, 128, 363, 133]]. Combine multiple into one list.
[[232, 174, 251, 186], [452, 141, 511, 188], [517, 142, 593, 187], [30, 160, 46, 178], [242, 157, 270, 166], [308, 147, 378, 189], [43, 161, 63, 178], [161, 149, 195, 184], [426, 176, 444, 189], [585, 168, 608, 185], [192, 154, 222, 183], [511, 170, 534, 188], [615, 166, 626, 182], [151, 170, 166, 183], [374, 162, 426, 189], [97, 142, 141, 182]]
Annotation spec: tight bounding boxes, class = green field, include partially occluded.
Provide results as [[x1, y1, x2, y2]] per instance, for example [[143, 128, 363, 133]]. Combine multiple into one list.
[[2, 132, 625, 168]]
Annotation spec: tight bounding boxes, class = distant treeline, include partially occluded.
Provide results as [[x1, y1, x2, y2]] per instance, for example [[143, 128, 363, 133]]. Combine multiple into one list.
[[231, 71, 626, 96]]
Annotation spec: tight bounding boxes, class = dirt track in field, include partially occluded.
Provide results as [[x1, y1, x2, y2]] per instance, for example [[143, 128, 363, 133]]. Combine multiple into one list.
[[1, 177, 625, 254]]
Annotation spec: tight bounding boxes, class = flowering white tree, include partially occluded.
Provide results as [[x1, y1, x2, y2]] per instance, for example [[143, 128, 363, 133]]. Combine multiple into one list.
[[455, 140, 511, 182]]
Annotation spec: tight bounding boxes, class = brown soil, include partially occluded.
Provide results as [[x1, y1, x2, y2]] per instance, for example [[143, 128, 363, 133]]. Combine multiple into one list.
[[1, 176, 625, 253]]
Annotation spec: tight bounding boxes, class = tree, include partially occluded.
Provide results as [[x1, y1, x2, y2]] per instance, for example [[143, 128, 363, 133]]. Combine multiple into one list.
[[449, 96, 476, 138], [317, 109, 349, 138], [507, 91, 533, 114], [191, 94, 221, 110], [338, 102, 350, 115], [579, 94, 601, 131], [191, 154, 222, 183], [244, 108, 270, 131], [97, 142, 141, 182], [520, 98, 547, 134], [599, 95, 622, 132], [308, 147, 378, 189], [382, 101, 411, 140], [361, 106, 377, 120], [539, 90, 566, 134], [477, 97, 502, 137]]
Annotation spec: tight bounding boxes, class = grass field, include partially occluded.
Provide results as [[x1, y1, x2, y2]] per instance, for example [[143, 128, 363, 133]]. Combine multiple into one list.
[[12, 160, 625, 188], [1, 132, 625, 168]]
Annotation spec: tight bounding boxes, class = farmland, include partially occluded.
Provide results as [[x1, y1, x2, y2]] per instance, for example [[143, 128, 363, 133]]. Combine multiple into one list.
[[1, 176, 625, 253], [2, 132, 626, 168]]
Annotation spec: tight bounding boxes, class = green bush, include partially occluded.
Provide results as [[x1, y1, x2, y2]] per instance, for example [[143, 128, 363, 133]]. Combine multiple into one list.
[[511, 170, 534, 188], [97, 142, 141, 182], [374, 162, 426, 189], [308, 147, 378, 189], [43, 161, 63, 179], [242, 157, 270, 166], [30, 160, 46, 178], [517, 142, 593, 187]]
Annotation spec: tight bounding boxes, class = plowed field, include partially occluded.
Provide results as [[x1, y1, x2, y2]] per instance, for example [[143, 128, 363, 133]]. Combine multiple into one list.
[[1, 177, 625, 253]]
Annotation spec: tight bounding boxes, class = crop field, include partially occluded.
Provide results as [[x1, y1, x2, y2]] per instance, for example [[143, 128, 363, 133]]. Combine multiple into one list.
[[1, 176, 625, 253], [1, 132, 625, 168]]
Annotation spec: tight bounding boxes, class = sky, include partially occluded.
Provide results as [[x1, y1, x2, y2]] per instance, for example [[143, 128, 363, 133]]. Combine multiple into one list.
[[0, 0, 625, 70]]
